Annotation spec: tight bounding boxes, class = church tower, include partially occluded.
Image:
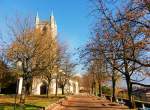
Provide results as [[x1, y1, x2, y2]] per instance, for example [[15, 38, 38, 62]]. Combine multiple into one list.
[[35, 12, 57, 38]]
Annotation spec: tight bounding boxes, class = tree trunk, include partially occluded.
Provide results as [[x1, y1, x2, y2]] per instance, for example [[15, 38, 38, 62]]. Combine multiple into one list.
[[25, 82, 32, 95], [62, 86, 64, 95], [55, 77, 58, 96], [47, 81, 51, 98], [28, 78, 33, 95], [112, 75, 116, 102], [91, 83, 94, 94], [28, 83, 32, 95], [126, 75, 134, 108], [94, 82, 96, 95], [98, 82, 102, 97], [47, 84, 49, 98], [126, 77, 131, 101], [92, 81, 96, 95]]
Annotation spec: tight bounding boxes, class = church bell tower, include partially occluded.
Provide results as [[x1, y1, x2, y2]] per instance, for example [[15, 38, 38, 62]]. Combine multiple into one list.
[[35, 11, 58, 39]]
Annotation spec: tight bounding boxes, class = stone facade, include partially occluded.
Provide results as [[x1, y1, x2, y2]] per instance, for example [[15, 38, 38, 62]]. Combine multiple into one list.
[[18, 76, 79, 95], [31, 77, 79, 95]]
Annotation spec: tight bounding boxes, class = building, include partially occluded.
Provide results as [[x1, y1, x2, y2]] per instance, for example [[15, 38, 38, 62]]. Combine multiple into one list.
[[17, 12, 79, 95]]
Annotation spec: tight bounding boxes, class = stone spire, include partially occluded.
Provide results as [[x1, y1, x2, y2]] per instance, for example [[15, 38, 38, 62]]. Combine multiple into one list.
[[50, 11, 57, 38], [35, 12, 40, 29], [50, 11, 55, 28]]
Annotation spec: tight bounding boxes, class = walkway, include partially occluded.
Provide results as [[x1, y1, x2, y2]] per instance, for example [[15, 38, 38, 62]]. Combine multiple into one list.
[[50, 94, 129, 110]]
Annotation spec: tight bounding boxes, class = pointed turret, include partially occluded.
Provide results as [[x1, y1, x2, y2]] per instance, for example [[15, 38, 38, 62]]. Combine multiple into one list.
[[35, 12, 40, 29], [50, 11, 57, 38], [54, 20, 57, 36], [50, 11, 55, 28]]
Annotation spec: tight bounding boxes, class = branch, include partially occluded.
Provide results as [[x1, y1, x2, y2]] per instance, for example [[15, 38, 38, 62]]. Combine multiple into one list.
[[126, 58, 150, 67], [131, 82, 150, 87]]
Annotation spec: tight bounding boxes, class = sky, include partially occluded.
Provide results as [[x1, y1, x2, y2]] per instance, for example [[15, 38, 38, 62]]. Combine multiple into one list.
[[0, 0, 92, 48]]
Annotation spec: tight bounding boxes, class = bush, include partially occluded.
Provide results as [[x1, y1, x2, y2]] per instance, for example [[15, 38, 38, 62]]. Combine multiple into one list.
[[102, 86, 111, 96]]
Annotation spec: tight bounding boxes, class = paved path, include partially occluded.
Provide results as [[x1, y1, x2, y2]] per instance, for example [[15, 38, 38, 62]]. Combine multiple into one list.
[[51, 94, 129, 110]]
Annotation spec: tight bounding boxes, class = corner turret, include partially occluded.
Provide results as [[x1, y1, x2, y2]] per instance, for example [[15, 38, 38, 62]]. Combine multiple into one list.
[[35, 12, 40, 29], [50, 11, 57, 38]]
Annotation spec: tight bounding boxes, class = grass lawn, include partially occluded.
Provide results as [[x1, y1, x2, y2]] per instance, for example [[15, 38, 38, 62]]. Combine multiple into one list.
[[0, 94, 65, 110], [0, 104, 39, 110]]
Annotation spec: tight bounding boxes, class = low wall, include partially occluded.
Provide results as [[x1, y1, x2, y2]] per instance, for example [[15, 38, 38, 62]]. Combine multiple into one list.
[[105, 95, 150, 108]]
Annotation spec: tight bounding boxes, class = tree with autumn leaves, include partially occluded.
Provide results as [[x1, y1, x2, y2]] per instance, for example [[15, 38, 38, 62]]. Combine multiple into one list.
[[4, 16, 75, 104], [6, 17, 59, 102], [80, 0, 150, 108]]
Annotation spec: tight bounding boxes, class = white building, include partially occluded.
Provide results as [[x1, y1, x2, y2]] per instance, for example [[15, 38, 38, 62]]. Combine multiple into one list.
[[18, 76, 79, 95], [17, 12, 79, 95]]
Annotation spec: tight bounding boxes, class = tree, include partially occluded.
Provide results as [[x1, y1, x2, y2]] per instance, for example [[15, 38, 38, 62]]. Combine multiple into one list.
[[98, 0, 150, 11], [79, 36, 109, 96], [79, 32, 120, 100], [0, 59, 17, 88], [81, 73, 93, 93], [58, 48, 76, 95], [6, 16, 59, 103], [0, 41, 17, 91], [90, 0, 150, 107]]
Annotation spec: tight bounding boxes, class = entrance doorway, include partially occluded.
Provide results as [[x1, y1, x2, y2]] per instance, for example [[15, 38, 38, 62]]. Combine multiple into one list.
[[40, 82, 47, 95]]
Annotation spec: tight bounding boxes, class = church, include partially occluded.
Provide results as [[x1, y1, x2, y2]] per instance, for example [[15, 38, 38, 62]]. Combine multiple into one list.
[[17, 12, 79, 95]]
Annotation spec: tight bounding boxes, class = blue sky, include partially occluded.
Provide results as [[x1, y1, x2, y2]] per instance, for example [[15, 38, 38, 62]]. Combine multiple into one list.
[[0, 0, 92, 49]]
